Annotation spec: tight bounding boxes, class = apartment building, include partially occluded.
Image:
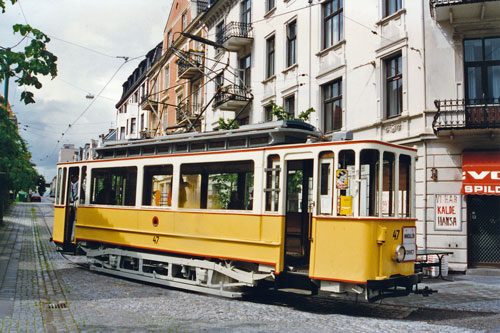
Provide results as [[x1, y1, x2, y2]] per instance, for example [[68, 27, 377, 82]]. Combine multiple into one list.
[[144, 0, 209, 136], [198, 0, 500, 271], [116, 43, 162, 141]]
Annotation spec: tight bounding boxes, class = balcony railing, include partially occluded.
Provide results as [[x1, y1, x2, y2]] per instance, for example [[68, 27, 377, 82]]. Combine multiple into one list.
[[431, 0, 497, 6], [176, 103, 202, 124], [432, 98, 500, 133], [177, 51, 204, 80], [214, 85, 252, 110], [216, 22, 253, 51]]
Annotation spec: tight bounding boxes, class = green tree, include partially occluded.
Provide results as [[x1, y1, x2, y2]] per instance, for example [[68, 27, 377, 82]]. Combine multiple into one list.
[[268, 100, 315, 122], [36, 174, 47, 196], [0, 0, 58, 222]]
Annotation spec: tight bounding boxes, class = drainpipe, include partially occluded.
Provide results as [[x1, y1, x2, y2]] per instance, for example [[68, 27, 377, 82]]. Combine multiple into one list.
[[423, 140, 428, 250]]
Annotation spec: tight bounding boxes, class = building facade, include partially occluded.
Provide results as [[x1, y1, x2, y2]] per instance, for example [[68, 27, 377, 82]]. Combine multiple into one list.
[[116, 43, 163, 141]]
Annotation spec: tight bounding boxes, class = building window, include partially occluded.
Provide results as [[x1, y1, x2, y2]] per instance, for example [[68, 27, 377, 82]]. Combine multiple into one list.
[[266, 0, 275, 13], [323, 0, 343, 49], [284, 95, 295, 118], [215, 72, 223, 93], [140, 114, 145, 131], [167, 31, 172, 48], [464, 37, 500, 104], [239, 54, 251, 88], [130, 118, 137, 134], [120, 127, 125, 140], [182, 13, 187, 31], [216, 21, 225, 46], [385, 0, 402, 17], [241, 0, 251, 24], [323, 79, 342, 133], [265, 104, 273, 122], [286, 20, 297, 68], [266, 35, 275, 78], [385, 53, 402, 118], [164, 66, 170, 90]]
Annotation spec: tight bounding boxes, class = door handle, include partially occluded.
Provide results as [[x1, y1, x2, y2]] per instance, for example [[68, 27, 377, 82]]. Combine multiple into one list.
[[308, 201, 315, 241]]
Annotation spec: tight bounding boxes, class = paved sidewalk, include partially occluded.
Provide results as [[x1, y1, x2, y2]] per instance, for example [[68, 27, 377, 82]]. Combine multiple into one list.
[[0, 203, 78, 332]]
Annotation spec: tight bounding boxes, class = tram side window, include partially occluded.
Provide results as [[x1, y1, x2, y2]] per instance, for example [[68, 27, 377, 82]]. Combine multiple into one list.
[[383, 152, 395, 217], [91, 167, 137, 206], [265, 155, 280, 212], [179, 161, 254, 210], [337, 150, 355, 216], [319, 151, 334, 215], [399, 154, 411, 217], [359, 149, 379, 217], [79, 166, 87, 205], [143, 165, 173, 207], [56, 168, 64, 205]]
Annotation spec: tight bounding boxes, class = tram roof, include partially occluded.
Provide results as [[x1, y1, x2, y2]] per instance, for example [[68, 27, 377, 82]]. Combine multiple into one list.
[[96, 120, 324, 160]]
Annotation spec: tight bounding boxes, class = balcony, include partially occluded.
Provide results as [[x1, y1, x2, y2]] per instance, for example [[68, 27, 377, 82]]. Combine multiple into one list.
[[176, 102, 202, 125], [140, 96, 159, 111], [432, 98, 500, 133], [430, 0, 500, 26], [177, 51, 204, 80], [214, 85, 252, 111], [216, 22, 253, 52]]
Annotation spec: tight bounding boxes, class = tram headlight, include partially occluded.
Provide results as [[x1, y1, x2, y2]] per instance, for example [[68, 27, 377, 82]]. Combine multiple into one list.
[[394, 244, 406, 263]]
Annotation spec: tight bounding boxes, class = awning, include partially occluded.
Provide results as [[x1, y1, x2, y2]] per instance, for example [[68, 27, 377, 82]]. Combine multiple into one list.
[[461, 151, 500, 195]]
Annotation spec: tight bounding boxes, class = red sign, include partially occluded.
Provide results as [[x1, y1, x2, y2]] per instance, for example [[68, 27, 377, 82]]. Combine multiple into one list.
[[461, 151, 500, 195]]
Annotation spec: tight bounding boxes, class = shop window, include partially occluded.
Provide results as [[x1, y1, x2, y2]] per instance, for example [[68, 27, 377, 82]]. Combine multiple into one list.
[[143, 165, 173, 207], [337, 150, 355, 216], [265, 155, 280, 212], [91, 167, 137, 206], [359, 149, 380, 217], [383, 152, 395, 217], [179, 161, 254, 210], [318, 151, 334, 215], [399, 154, 411, 217]]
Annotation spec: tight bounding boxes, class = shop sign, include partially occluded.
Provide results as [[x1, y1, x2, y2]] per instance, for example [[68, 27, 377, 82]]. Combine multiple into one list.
[[434, 194, 461, 231]]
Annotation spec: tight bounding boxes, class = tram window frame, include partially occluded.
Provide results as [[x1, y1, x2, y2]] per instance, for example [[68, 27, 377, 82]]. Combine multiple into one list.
[[79, 166, 87, 205], [90, 167, 137, 206], [56, 168, 65, 205], [142, 165, 173, 207], [337, 150, 355, 216], [399, 154, 411, 217], [382, 152, 396, 217], [318, 151, 334, 215], [265, 155, 281, 212], [179, 160, 254, 210], [359, 149, 380, 217]]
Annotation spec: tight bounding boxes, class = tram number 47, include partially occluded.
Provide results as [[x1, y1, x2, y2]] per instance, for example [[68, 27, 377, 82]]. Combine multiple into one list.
[[392, 230, 400, 240], [153, 235, 160, 244]]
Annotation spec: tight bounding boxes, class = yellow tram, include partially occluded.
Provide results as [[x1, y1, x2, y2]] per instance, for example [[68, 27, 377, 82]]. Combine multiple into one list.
[[53, 121, 420, 301]]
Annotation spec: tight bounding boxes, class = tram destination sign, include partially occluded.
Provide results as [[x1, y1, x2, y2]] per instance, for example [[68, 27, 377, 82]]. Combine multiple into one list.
[[434, 194, 462, 231]]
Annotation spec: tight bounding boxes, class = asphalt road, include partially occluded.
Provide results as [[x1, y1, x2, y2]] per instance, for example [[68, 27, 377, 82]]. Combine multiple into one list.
[[1, 202, 499, 332]]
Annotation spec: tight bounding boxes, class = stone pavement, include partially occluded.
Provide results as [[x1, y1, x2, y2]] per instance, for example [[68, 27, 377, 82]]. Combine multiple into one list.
[[1, 202, 500, 332]]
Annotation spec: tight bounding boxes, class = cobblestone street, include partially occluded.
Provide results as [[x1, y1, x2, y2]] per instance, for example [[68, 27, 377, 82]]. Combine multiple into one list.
[[1, 202, 500, 332]]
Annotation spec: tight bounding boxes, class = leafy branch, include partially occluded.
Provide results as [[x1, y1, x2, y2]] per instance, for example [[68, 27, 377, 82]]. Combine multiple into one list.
[[268, 100, 314, 122]]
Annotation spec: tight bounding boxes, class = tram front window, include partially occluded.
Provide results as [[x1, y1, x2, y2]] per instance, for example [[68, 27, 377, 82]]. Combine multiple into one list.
[[359, 149, 379, 217], [179, 161, 254, 210], [399, 154, 411, 217], [338, 150, 355, 216]]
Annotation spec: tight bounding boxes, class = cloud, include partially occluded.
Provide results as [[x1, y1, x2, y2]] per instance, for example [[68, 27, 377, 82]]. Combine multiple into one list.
[[1, 0, 173, 180]]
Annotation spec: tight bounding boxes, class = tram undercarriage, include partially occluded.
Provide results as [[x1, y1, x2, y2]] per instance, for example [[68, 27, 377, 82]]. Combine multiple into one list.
[[80, 244, 273, 298]]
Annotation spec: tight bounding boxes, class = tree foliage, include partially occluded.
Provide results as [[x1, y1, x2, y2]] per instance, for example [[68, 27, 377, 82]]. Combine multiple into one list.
[[0, 1, 58, 221], [268, 100, 315, 122]]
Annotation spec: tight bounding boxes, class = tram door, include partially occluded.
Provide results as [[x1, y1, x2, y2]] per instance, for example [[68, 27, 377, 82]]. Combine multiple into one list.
[[62, 167, 79, 250], [285, 159, 313, 270]]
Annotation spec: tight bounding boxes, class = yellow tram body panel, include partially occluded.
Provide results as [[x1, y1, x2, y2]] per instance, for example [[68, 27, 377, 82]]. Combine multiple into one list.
[[53, 206, 66, 243], [74, 207, 285, 272], [310, 217, 415, 283]]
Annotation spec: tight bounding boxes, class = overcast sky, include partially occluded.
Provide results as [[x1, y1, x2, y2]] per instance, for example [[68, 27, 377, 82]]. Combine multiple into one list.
[[1, 0, 173, 181]]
